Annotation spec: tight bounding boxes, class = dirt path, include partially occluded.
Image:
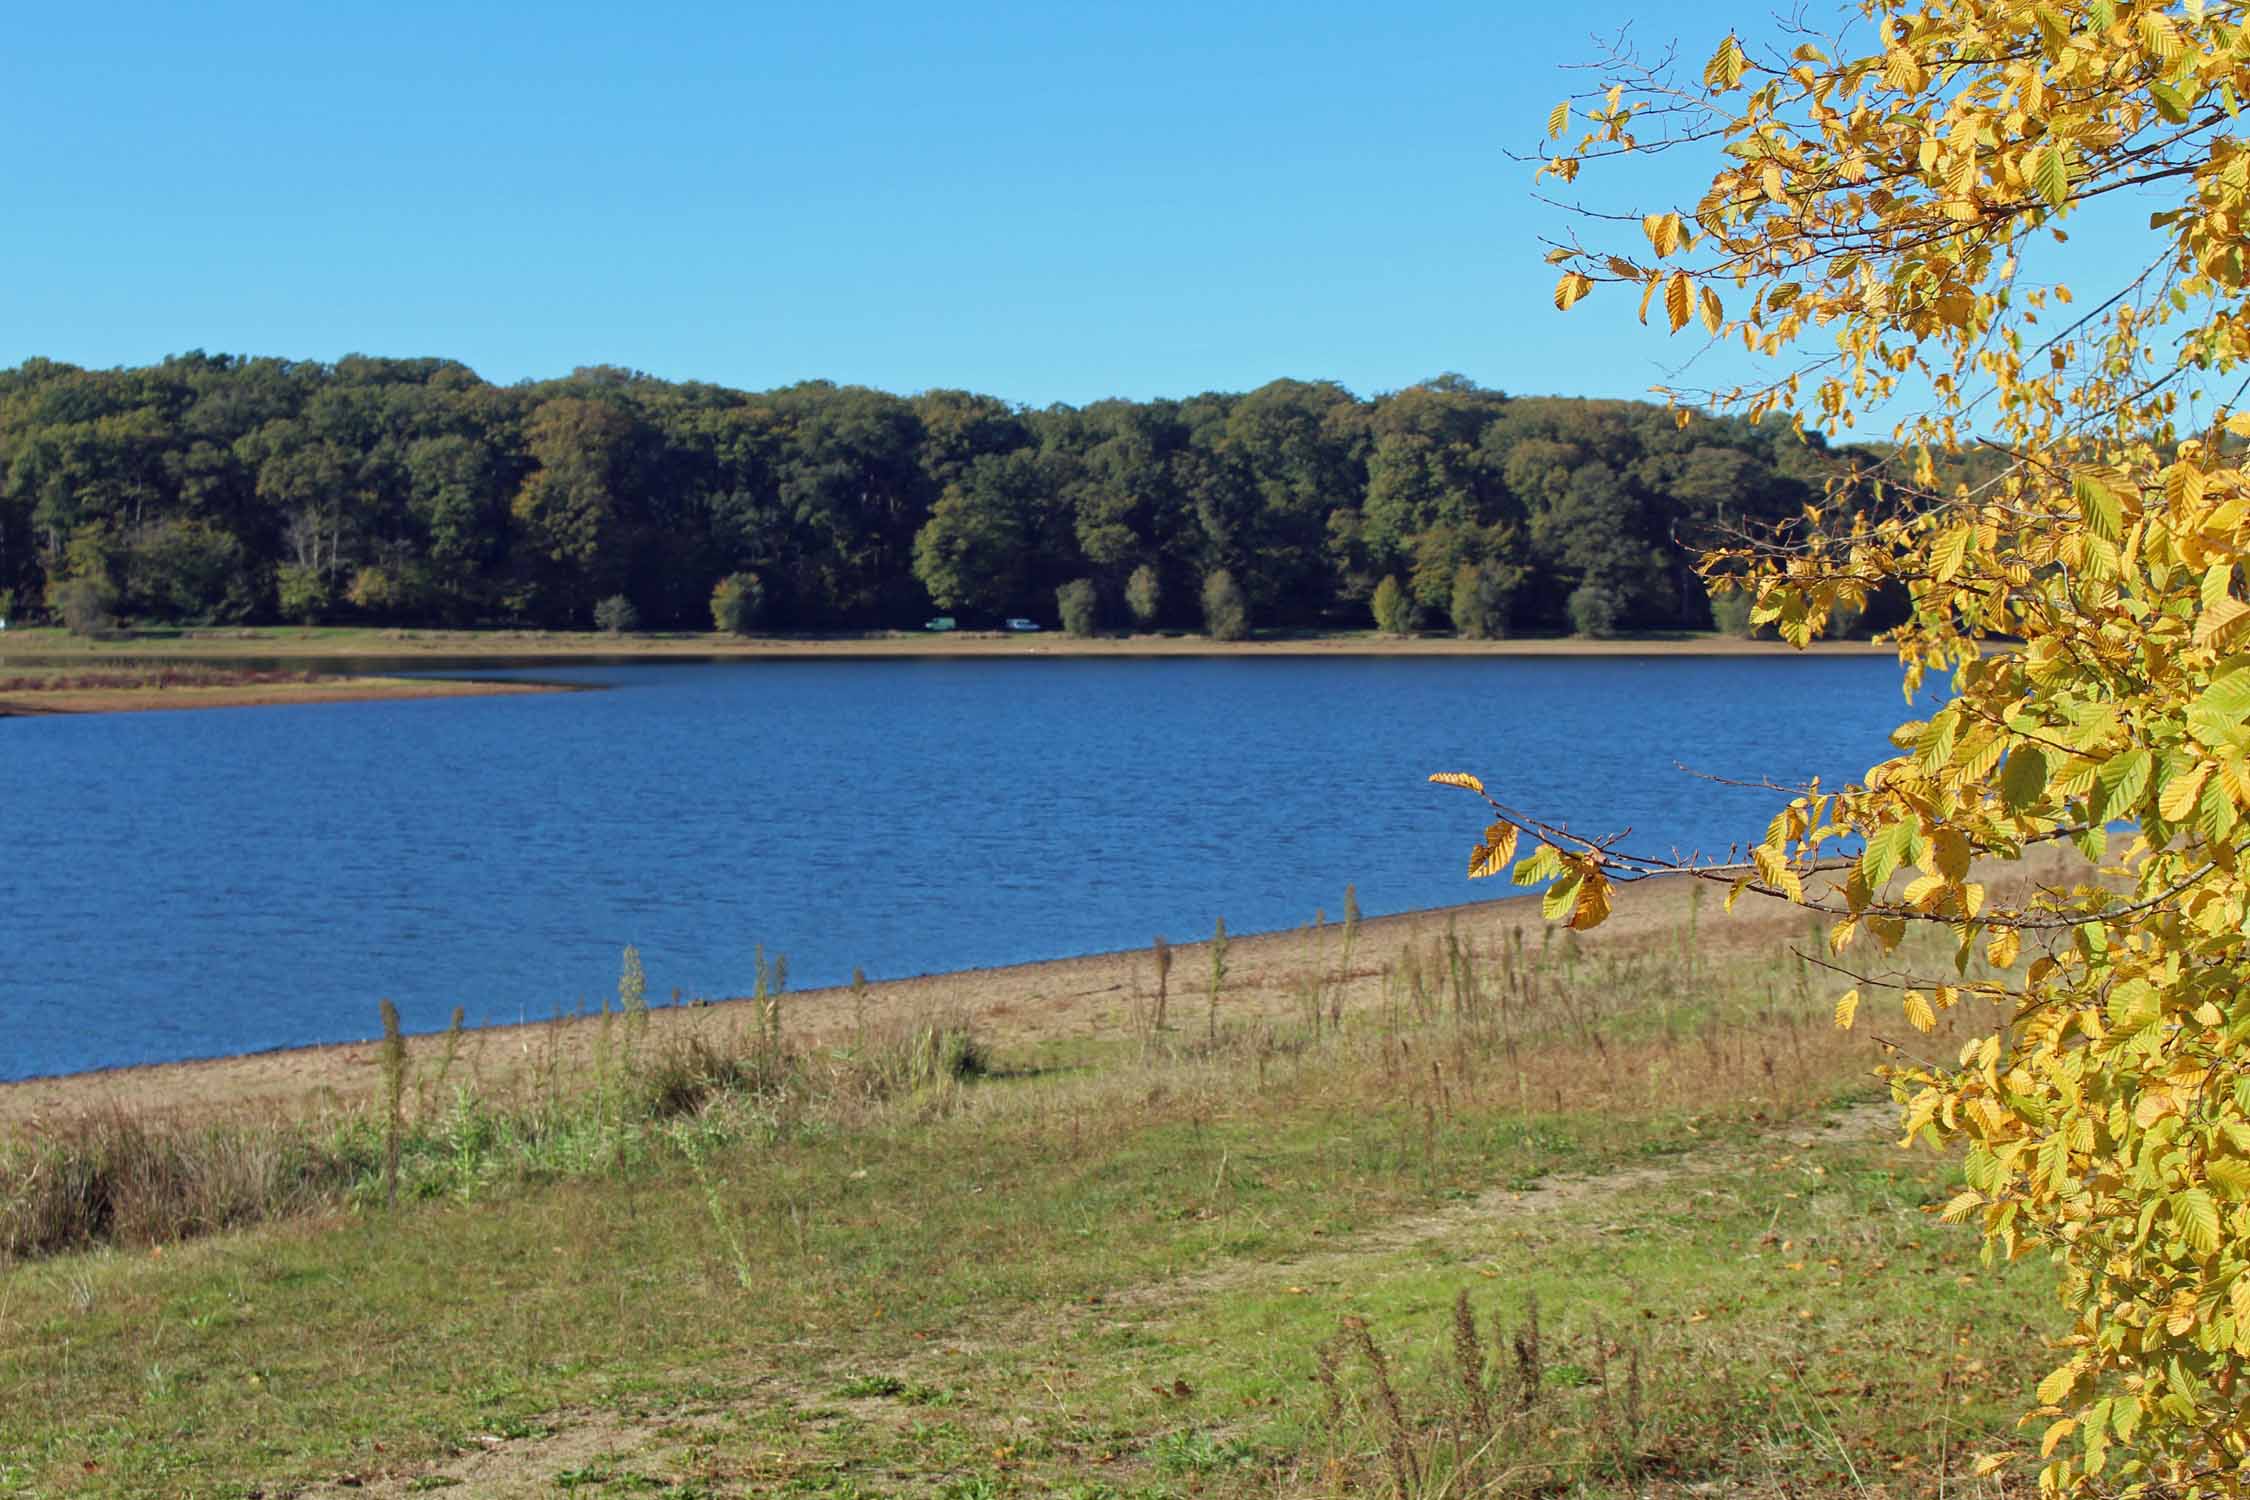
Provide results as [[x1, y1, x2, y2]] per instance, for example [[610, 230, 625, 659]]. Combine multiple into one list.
[[1108, 1099, 1900, 1313], [309, 1098, 1905, 1498]]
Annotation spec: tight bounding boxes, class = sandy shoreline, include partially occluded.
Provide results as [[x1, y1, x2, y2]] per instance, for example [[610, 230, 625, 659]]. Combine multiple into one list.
[[0, 627, 1904, 715], [0, 625, 1902, 663], [0, 844, 2085, 1133], [0, 675, 562, 717]]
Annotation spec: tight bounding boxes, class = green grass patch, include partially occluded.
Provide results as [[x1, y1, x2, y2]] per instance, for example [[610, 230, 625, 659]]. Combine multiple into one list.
[[0, 917, 2043, 1496]]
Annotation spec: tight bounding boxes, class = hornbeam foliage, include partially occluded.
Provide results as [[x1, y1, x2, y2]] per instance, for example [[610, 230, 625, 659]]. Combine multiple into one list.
[[1445, 2, 2250, 1493]]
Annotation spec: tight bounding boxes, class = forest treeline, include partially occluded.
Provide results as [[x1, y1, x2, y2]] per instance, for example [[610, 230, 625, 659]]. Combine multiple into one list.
[[0, 353, 1915, 636]]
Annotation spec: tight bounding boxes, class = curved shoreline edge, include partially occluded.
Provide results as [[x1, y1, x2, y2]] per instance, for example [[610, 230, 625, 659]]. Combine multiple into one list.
[[0, 676, 566, 717], [0, 624, 1903, 664], [0, 878, 1657, 1114], [0, 844, 2086, 1131]]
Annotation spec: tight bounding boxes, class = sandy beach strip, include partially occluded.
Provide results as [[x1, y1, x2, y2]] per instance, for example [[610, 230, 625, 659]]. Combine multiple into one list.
[[0, 625, 1904, 663], [0, 842, 2088, 1133], [0, 675, 563, 717]]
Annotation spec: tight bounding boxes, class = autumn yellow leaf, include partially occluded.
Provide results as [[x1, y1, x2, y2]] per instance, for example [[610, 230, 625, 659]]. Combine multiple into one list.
[[1567, 870, 1612, 930], [1986, 925, 2021, 969], [1833, 987, 1860, 1030], [1553, 271, 1594, 312], [1903, 990, 1936, 1033], [1487, 10, 2250, 1486], [1467, 823, 1519, 879]]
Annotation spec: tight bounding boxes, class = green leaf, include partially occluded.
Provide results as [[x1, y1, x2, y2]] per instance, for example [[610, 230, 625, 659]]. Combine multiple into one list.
[[2075, 472, 2124, 542], [2197, 772, 2240, 841], [2150, 81, 2191, 123], [2002, 745, 2050, 812], [1860, 820, 1916, 893], [2107, 977, 2160, 1032], [2196, 667, 2250, 724], [2034, 143, 2070, 206], [1512, 844, 1563, 888], [1541, 871, 1583, 922], [1930, 524, 1974, 583], [1917, 708, 1959, 768], [2176, 1187, 2221, 1254], [2205, 1157, 2250, 1197], [2096, 748, 2153, 818]]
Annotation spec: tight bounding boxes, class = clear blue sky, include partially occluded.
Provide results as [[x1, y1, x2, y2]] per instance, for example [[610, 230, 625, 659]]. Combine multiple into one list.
[[0, 2, 2153, 411]]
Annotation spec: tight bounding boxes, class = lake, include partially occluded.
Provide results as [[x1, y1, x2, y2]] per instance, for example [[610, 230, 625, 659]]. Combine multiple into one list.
[[1, 654, 1919, 1080]]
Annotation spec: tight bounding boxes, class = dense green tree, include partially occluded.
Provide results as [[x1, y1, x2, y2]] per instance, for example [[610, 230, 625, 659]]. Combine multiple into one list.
[[1055, 577, 1100, 637], [0, 353, 1871, 639], [1221, 380, 1366, 619], [710, 571, 765, 634], [52, 576, 116, 635], [1359, 378, 1513, 595], [124, 518, 257, 622], [511, 397, 636, 622], [1201, 568, 1249, 641], [1371, 575, 1416, 636], [1067, 399, 1187, 589], [593, 594, 638, 634], [1449, 561, 1518, 640], [912, 450, 1071, 616], [1567, 579, 1624, 639], [1124, 562, 1162, 629], [911, 389, 1030, 493], [771, 384, 931, 624]]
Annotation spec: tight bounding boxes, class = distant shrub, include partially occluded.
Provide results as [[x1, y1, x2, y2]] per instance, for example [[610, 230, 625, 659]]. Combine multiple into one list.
[[710, 572, 765, 635], [1567, 581, 1625, 639], [1125, 563, 1162, 629], [275, 564, 334, 625], [1371, 575, 1417, 636], [1450, 563, 1514, 640], [593, 594, 639, 635], [1708, 588, 1756, 638], [1056, 577, 1100, 637], [52, 577, 117, 637], [1826, 591, 1866, 639], [346, 564, 432, 619], [1201, 569, 1249, 641]]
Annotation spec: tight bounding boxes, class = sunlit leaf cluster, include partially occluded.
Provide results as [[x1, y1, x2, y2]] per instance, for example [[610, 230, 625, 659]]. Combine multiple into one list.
[[1451, 3, 2250, 1493]]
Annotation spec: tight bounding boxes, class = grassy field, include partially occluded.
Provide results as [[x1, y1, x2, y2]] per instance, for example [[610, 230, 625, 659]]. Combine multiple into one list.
[[0, 905, 2051, 1498]]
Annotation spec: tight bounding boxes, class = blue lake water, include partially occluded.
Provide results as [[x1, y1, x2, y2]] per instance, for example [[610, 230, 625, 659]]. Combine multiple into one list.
[[0, 655, 1922, 1080]]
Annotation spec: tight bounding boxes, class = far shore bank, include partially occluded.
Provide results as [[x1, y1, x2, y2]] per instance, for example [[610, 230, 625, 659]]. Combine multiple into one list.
[[0, 842, 2084, 1132], [0, 673, 561, 717], [0, 623, 1903, 663]]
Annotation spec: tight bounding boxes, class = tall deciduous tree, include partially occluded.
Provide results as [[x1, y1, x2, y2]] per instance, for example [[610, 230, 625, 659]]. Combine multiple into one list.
[[1441, 6, 2250, 1492]]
